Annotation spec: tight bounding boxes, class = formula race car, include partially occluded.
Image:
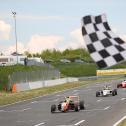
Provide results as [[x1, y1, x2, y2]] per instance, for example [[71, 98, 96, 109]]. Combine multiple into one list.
[[96, 86, 117, 97], [51, 96, 85, 113], [117, 80, 126, 88]]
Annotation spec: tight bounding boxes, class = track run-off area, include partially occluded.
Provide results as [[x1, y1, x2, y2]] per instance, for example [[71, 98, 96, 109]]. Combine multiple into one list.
[[0, 80, 126, 126]]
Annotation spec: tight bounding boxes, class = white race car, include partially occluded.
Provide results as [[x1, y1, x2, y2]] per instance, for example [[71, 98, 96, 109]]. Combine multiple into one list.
[[96, 86, 117, 97]]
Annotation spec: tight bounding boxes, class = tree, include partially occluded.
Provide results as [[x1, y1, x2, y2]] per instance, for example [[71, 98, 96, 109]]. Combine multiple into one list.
[[24, 51, 32, 57], [41, 49, 52, 60]]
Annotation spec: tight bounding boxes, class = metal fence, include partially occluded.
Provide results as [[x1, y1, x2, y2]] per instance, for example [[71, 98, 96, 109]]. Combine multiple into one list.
[[8, 69, 60, 90]]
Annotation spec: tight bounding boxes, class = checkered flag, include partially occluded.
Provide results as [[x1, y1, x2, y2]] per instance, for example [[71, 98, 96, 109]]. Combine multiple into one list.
[[81, 14, 126, 69]]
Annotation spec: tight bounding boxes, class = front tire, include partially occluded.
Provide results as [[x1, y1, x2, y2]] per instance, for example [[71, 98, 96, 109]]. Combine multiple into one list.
[[113, 89, 117, 95], [112, 90, 117, 96], [51, 104, 56, 113], [96, 91, 100, 97]]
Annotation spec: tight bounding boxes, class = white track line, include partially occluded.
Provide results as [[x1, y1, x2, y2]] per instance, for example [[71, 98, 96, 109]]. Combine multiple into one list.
[[113, 115, 126, 126], [121, 98, 125, 101], [31, 99, 59, 103], [0, 110, 4, 112], [56, 94, 62, 97], [74, 120, 85, 125], [104, 106, 110, 110], [84, 106, 110, 112], [73, 90, 79, 92], [1, 107, 31, 113], [22, 108, 31, 111], [73, 93, 79, 95], [34, 122, 45, 126], [84, 108, 106, 112], [97, 99, 102, 102], [31, 101, 38, 104]]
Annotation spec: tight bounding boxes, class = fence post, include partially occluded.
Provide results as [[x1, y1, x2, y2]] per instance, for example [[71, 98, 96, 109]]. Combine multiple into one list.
[[8, 75, 11, 91], [8, 69, 60, 89]]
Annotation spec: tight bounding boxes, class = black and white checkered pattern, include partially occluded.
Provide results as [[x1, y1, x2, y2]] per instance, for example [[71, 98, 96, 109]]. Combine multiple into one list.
[[82, 14, 126, 69]]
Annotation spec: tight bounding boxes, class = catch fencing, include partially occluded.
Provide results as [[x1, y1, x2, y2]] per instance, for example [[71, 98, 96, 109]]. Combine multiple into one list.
[[8, 69, 60, 90], [15, 77, 79, 92]]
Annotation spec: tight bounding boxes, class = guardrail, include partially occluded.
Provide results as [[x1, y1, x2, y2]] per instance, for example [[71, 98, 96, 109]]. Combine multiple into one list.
[[12, 77, 79, 92], [8, 69, 60, 91], [78, 75, 125, 81]]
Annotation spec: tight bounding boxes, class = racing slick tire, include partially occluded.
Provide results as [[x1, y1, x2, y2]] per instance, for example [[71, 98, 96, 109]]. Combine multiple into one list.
[[112, 89, 117, 96], [79, 101, 85, 110], [114, 89, 117, 95], [112, 91, 115, 96], [51, 104, 56, 113], [58, 102, 62, 111], [96, 91, 100, 97], [74, 105, 79, 112]]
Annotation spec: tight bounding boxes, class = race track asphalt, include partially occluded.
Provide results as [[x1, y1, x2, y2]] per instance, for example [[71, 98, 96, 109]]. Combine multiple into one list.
[[0, 79, 126, 126]]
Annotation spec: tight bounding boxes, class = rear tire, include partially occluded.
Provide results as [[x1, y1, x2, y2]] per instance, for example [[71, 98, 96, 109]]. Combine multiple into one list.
[[114, 89, 117, 95], [74, 105, 79, 112], [112, 90, 116, 96], [96, 91, 99, 97], [79, 101, 85, 110], [51, 104, 56, 113]]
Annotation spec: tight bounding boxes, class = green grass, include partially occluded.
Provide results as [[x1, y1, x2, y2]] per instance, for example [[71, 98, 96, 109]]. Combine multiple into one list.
[[0, 77, 121, 106], [111, 62, 126, 69], [52, 62, 97, 77], [52, 62, 126, 77], [118, 119, 126, 126]]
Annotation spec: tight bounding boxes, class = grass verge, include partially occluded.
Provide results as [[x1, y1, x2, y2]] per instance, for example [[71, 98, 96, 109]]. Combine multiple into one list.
[[52, 62, 96, 77], [0, 77, 122, 106], [118, 119, 126, 126]]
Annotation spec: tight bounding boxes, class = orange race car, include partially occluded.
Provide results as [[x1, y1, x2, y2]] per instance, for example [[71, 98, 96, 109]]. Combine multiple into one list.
[[51, 96, 85, 113]]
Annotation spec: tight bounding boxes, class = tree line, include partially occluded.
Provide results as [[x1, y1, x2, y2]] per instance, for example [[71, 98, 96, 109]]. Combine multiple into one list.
[[24, 48, 93, 62]]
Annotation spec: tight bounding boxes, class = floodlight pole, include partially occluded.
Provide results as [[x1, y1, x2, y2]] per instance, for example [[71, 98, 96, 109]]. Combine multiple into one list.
[[12, 11, 18, 64]]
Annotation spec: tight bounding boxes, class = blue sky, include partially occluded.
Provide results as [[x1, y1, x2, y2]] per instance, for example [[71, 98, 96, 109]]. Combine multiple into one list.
[[0, 0, 126, 54]]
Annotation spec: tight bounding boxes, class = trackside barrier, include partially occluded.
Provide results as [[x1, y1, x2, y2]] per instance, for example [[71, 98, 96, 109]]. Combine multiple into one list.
[[78, 75, 125, 81], [13, 77, 78, 92], [97, 69, 126, 76], [8, 69, 60, 91]]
